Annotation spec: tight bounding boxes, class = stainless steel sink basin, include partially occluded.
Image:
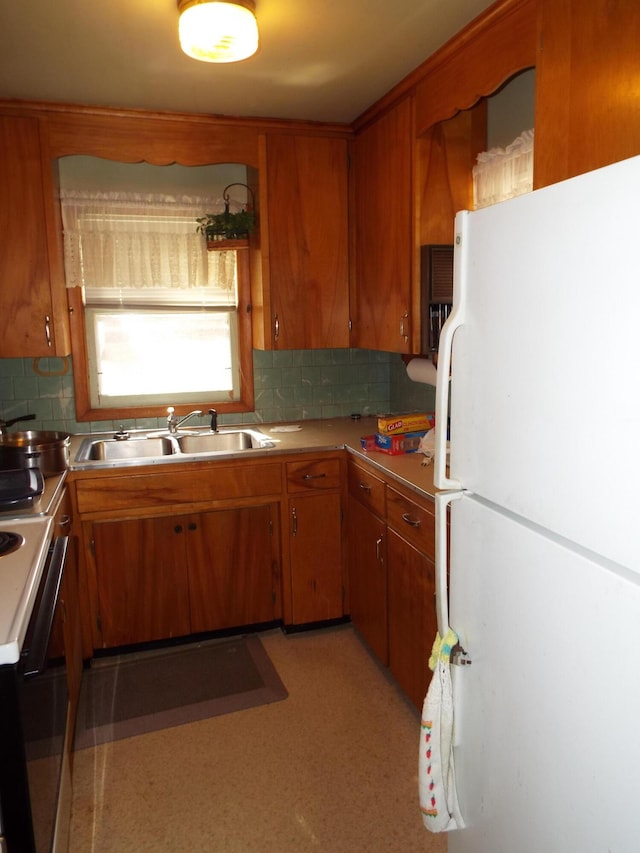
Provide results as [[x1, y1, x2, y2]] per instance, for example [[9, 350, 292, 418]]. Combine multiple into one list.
[[74, 427, 275, 467], [176, 429, 275, 454], [77, 436, 175, 462]]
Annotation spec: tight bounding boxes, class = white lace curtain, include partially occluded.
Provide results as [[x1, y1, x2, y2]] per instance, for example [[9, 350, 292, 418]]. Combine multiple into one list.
[[472, 129, 534, 209], [59, 190, 237, 304]]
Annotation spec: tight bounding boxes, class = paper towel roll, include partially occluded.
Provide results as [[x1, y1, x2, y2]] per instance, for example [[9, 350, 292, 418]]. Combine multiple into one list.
[[406, 357, 438, 386]]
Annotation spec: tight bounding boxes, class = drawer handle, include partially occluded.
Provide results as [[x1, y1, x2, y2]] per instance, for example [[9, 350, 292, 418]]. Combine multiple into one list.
[[358, 482, 371, 493], [401, 512, 421, 528], [58, 514, 71, 531], [303, 473, 326, 481]]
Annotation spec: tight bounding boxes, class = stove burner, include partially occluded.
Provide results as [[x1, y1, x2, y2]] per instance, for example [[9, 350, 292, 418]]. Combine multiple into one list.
[[0, 531, 24, 557]]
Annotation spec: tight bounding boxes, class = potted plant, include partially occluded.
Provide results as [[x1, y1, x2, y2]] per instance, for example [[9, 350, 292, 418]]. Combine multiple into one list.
[[196, 209, 256, 245], [196, 182, 256, 248]]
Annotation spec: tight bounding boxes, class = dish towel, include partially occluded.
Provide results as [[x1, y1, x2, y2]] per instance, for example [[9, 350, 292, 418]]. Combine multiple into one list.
[[419, 628, 464, 832]]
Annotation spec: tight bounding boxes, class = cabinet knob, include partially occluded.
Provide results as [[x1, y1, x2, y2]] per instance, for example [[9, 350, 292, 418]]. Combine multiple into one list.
[[188, 522, 197, 531], [174, 524, 183, 534]]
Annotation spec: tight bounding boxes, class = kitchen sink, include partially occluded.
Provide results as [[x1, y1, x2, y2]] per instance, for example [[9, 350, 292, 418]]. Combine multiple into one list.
[[76, 436, 175, 462], [74, 428, 275, 467], [176, 429, 275, 454]]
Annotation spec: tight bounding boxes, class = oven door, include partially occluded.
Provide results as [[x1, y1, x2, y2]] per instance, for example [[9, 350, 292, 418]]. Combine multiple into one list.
[[0, 535, 70, 853]]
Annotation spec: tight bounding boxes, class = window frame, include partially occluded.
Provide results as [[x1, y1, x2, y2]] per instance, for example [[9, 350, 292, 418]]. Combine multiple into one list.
[[68, 245, 255, 422]]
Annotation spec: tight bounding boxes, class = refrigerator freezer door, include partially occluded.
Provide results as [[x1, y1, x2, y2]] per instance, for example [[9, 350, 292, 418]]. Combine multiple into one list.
[[448, 494, 640, 853], [446, 155, 640, 573]]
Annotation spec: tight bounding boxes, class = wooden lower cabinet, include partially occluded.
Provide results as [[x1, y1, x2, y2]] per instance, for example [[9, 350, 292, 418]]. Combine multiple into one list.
[[386, 529, 437, 711], [347, 458, 388, 663], [93, 515, 191, 648], [91, 503, 279, 649], [188, 504, 279, 633], [347, 496, 388, 664], [346, 456, 438, 711], [285, 455, 345, 626], [287, 491, 343, 625]]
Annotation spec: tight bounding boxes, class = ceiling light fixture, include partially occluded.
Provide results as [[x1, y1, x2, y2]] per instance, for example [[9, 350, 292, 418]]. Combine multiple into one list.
[[177, 0, 259, 64]]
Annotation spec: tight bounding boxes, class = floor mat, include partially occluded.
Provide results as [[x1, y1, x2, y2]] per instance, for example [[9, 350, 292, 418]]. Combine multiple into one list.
[[74, 634, 287, 749]]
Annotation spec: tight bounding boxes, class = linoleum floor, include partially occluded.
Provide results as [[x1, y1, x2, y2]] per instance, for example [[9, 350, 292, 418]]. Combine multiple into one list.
[[69, 624, 448, 852]]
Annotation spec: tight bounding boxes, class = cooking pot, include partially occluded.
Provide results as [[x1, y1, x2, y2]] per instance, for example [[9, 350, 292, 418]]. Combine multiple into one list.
[[0, 431, 70, 477]]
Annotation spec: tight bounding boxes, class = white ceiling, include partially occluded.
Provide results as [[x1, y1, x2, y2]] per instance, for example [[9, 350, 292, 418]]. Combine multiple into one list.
[[0, 0, 495, 124]]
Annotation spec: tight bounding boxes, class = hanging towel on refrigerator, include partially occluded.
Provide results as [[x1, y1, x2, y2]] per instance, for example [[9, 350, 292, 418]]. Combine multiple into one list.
[[419, 628, 464, 833]]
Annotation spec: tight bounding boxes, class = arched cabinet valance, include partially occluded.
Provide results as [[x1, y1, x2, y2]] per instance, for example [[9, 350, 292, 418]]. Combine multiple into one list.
[[413, 0, 536, 137]]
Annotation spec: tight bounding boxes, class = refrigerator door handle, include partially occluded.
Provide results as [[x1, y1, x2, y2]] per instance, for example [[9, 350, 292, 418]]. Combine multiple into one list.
[[434, 212, 469, 491], [434, 489, 463, 637]]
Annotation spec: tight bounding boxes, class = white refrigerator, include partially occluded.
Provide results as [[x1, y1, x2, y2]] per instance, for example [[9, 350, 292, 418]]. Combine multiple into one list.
[[432, 155, 640, 853]]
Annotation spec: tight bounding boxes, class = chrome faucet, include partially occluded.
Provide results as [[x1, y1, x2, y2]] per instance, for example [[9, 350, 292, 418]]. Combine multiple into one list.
[[166, 407, 203, 434]]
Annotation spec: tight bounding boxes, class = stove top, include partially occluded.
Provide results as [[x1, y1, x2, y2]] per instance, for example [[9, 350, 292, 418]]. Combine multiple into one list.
[[0, 471, 66, 519], [0, 530, 24, 557], [0, 515, 54, 665]]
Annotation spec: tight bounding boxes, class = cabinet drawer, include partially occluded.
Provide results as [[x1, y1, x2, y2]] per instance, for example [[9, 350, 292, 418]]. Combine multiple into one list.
[[75, 462, 282, 514], [386, 486, 435, 558], [286, 458, 341, 492], [347, 459, 385, 518]]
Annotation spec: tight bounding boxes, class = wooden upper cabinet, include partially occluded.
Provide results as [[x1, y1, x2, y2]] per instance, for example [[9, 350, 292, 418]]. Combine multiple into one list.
[[254, 133, 350, 349], [0, 115, 69, 356], [351, 97, 414, 353], [417, 104, 487, 248], [534, 0, 640, 188]]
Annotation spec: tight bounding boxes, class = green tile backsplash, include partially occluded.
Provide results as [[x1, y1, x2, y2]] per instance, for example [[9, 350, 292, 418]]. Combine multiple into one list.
[[0, 350, 436, 434]]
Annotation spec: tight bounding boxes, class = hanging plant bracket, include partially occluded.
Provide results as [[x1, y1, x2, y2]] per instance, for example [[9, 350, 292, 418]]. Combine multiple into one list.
[[196, 182, 257, 246]]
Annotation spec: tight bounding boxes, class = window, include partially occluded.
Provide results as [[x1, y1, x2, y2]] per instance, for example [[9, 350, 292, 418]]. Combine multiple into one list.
[[61, 190, 254, 422]]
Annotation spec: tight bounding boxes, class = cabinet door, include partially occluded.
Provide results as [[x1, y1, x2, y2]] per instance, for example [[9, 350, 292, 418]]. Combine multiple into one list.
[[258, 134, 349, 349], [417, 106, 486, 248], [347, 495, 388, 664], [0, 115, 68, 356], [92, 516, 191, 648], [387, 529, 437, 711], [288, 492, 343, 625], [188, 504, 279, 633], [535, 0, 640, 188], [352, 98, 413, 352]]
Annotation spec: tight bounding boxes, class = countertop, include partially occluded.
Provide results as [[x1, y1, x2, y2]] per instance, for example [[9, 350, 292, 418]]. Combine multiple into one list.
[[68, 417, 440, 500]]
